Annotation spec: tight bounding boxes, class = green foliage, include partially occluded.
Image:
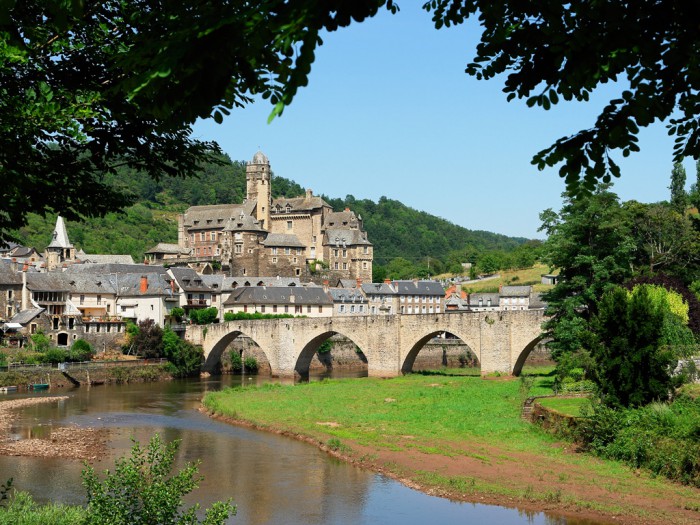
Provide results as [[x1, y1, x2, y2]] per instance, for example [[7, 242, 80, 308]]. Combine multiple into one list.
[[223, 312, 294, 321], [82, 434, 235, 525], [170, 307, 185, 321], [317, 340, 333, 354], [162, 328, 203, 378], [670, 162, 688, 212], [70, 339, 94, 362], [588, 285, 695, 408], [577, 395, 700, 487], [39, 347, 69, 364], [229, 351, 243, 373], [188, 307, 218, 325], [0, 478, 12, 507], [426, 1, 700, 191], [0, 491, 84, 525], [243, 356, 259, 373], [29, 330, 52, 353], [131, 319, 163, 359], [0, 352, 7, 368]]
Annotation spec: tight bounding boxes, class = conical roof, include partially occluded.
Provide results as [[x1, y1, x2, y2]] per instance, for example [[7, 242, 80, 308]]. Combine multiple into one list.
[[47, 216, 73, 249]]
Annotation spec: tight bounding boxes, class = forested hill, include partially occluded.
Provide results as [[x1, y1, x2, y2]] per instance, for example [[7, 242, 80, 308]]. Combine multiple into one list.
[[15, 154, 529, 274]]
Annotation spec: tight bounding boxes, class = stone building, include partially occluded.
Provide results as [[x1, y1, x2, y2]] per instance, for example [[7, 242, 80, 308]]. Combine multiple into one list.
[[163, 151, 372, 282]]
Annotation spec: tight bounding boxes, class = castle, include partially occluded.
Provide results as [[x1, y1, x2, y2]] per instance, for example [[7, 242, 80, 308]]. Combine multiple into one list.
[[147, 151, 373, 282]]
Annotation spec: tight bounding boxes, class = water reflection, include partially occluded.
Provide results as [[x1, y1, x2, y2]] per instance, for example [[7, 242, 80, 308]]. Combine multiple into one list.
[[0, 374, 608, 524]]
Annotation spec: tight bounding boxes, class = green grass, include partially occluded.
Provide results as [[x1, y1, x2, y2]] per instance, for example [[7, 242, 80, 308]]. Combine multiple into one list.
[[0, 492, 84, 525], [536, 397, 592, 417], [203, 368, 700, 523]]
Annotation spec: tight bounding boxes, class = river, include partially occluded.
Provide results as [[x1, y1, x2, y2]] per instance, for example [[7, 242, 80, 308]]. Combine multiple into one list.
[[0, 374, 606, 524]]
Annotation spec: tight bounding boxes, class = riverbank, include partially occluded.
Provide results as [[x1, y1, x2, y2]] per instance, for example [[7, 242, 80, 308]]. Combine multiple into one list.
[[0, 397, 108, 460], [202, 372, 700, 525]]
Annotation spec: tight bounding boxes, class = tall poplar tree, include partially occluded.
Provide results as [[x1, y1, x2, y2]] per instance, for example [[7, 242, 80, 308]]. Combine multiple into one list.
[[669, 162, 688, 212]]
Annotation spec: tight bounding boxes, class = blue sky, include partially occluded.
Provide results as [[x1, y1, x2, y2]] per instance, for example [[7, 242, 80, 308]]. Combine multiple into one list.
[[192, 4, 692, 240]]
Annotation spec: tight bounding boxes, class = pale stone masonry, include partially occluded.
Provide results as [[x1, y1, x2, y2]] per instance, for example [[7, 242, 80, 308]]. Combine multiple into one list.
[[159, 151, 373, 282]]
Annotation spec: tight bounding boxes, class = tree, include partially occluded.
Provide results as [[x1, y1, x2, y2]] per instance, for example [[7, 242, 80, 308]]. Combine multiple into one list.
[[0, 0, 397, 243], [588, 285, 695, 407], [426, 1, 700, 192], [539, 186, 635, 358], [82, 434, 234, 525], [669, 162, 688, 212], [131, 319, 163, 358]]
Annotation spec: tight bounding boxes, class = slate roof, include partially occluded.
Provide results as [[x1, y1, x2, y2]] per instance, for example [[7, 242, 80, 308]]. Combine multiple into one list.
[[328, 288, 366, 303], [64, 263, 167, 275], [9, 246, 38, 258], [0, 264, 21, 285], [145, 243, 191, 255], [116, 273, 178, 298], [201, 275, 301, 291], [262, 233, 305, 248], [168, 267, 212, 293], [529, 292, 547, 309], [62, 274, 118, 294], [324, 228, 371, 246], [47, 216, 73, 249], [500, 285, 532, 297], [361, 282, 395, 295], [467, 293, 500, 306], [325, 210, 360, 228], [271, 195, 329, 213], [393, 280, 444, 296], [25, 273, 70, 292], [224, 213, 265, 232], [183, 202, 255, 231], [0, 241, 19, 253], [10, 308, 44, 325], [224, 286, 332, 306], [79, 254, 135, 265], [336, 279, 358, 288]]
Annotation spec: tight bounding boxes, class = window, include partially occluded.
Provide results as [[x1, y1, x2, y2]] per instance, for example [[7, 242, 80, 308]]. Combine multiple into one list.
[[295, 305, 302, 314], [285, 247, 291, 255], [342, 249, 347, 258], [210, 232, 216, 241], [333, 249, 339, 257], [272, 257, 277, 263], [200, 232, 205, 241], [318, 306, 323, 313], [273, 305, 278, 313], [80, 295, 85, 305], [30, 323, 37, 334], [272, 247, 278, 255], [287, 220, 292, 229], [284, 305, 289, 313], [358, 305, 363, 313], [296, 248, 302, 255], [97, 295, 102, 305], [342, 263, 347, 270], [363, 246, 368, 254], [295, 268, 301, 276], [363, 262, 368, 269], [293, 257, 297, 263], [312, 236, 317, 243], [6, 290, 11, 299], [261, 305, 266, 313], [307, 305, 311, 313], [235, 244, 242, 254], [121, 305, 127, 312], [334, 262, 339, 270], [350, 305, 355, 313], [339, 304, 345, 313]]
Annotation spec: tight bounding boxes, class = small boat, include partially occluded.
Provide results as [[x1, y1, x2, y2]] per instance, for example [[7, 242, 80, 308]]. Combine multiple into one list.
[[0, 386, 17, 393], [29, 383, 49, 391]]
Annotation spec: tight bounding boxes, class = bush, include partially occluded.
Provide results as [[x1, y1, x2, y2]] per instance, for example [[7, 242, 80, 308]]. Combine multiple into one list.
[[189, 307, 218, 325], [317, 340, 332, 354], [229, 351, 243, 373], [170, 307, 185, 321], [243, 356, 258, 373], [82, 434, 235, 524], [0, 491, 84, 525], [29, 331, 52, 353], [39, 347, 68, 364], [69, 339, 93, 362], [223, 311, 295, 321]]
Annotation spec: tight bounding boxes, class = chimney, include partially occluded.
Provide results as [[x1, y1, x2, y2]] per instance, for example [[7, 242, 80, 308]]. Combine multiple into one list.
[[306, 188, 313, 198], [322, 280, 329, 292], [21, 264, 28, 311], [344, 207, 350, 212], [170, 279, 175, 293], [140, 275, 148, 293], [356, 278, 362, 288], [384, 278, 391, 285]]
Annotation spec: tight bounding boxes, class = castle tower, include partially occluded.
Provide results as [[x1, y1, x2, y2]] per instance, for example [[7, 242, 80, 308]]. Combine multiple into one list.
[[45, 215, 75, 271], [246, 151, 272, 230]]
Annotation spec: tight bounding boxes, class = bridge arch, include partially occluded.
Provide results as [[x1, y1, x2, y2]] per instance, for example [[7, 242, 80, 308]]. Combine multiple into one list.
[[295, 330, 367, 378], [401, 330, 480, 375], [203, 329, 271, 373], [511, 335, 546, 376]]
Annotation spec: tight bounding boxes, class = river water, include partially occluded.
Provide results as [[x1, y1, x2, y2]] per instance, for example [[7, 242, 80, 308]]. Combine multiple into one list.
[[0, 374, 607, 524]]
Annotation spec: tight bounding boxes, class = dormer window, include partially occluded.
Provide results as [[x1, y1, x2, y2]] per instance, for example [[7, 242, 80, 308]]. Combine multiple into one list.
[[286, 205, 291, 213]]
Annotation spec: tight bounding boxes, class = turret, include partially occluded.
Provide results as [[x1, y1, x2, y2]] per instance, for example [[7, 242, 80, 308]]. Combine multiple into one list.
[[246, 151, 272, 230]]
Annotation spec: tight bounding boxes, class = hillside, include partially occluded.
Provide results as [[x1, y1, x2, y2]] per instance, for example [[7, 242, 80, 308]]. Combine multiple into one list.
[[14, 154, 530, 276]]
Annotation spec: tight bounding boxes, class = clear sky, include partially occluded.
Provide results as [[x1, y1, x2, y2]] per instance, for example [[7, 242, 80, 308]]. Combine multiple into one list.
[[192, 4, 693, 240]]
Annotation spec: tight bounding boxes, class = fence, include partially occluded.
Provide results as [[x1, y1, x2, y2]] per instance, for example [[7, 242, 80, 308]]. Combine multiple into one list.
[[0, 359, 167, 373]]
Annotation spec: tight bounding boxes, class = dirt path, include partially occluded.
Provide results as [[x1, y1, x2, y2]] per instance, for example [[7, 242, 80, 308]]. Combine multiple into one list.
[[0, 397, 108, 460], [204, 409, 700, 525]]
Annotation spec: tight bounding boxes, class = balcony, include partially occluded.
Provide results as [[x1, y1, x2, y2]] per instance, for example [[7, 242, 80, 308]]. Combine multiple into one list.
[[187, 299, 209, 307]]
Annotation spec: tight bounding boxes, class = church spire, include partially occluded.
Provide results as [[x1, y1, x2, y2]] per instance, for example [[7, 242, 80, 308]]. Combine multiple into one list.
[[47, 215, 73, 249]]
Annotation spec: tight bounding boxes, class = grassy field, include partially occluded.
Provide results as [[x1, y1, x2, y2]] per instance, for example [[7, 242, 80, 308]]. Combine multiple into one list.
[[455, 264, 555, 294], [203, 369, 700, 524]]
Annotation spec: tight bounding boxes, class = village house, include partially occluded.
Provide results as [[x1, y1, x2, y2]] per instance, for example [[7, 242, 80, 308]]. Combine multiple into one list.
[[222, 286, 333, 317], [167, 267, 214, 317], [201, 275, 301, 319], [394, 280, 445, 314], [361, 280, 397, 315], [327, 286, 368, 316]]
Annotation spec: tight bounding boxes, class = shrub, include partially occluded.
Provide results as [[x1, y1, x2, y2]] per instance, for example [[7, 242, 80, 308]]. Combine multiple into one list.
[[223, 311, 294, 321], [82, 434, 235, 524], [0, 491, 84, 524], [39, 347, 69, 364], [29, 330, 52, 352], [229, 351, 243, 373], [317, 340, 333, 354], [170, 307, 185, 322], [69, 339, 93, 362], [243, 356, 258, 373], [189, 307, 218, 325]]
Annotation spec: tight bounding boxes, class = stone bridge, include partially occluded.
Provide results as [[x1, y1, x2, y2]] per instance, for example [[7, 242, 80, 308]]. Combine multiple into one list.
[[185, 310, 546, 378]]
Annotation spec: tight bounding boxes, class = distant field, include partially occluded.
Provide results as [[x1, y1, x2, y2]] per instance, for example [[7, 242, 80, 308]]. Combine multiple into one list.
[[457, 264, 555, 294]]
